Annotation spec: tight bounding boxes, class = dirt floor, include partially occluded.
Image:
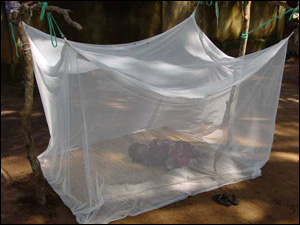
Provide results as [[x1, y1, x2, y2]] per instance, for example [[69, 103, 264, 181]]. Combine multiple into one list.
[[1, 57, 299, 224]]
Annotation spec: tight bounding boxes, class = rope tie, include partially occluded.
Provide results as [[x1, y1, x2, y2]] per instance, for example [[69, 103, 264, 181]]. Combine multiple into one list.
[[241, 7, 299, 39], [21, 43, 31, 51], [38, 2, 65, 47], [241, 33, 248, 39]]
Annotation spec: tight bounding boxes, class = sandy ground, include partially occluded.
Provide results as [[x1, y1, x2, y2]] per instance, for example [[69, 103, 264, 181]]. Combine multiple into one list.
[[1, 57, 299, 224]]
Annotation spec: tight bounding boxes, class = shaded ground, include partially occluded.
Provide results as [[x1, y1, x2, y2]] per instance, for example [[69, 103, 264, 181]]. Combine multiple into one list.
[[1, 58, 299, 224]]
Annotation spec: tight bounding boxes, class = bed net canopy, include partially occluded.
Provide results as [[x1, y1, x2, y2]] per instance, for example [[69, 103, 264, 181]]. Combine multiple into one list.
[[26, 12, 289, 224]]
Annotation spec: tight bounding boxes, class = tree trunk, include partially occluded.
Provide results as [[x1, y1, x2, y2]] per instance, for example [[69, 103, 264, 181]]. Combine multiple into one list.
[[8, 2, 46, 206], [7, 0, 82, 206], [222, 1, 251, 146], [17, 22, 46, 206]]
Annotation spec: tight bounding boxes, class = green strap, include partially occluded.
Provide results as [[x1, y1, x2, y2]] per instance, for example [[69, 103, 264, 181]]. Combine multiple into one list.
[[49, 13, 65, 39], [47, 12, 65, 47], [215, 1, 219, 19], [38, 1, 48, 20], [9, 22, 19, 58], [38, 2, 65, 48], [241, 7, 299, 39], [206, 1, 214, 7], [195, 1, 201, 12], [47, 12, 57, 47], [196, 1, 220, 20], [198, 1, 214, 7]]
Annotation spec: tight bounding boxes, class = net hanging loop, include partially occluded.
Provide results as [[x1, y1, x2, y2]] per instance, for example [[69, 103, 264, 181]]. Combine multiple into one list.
[[194, 1, 220, 24], [38, 2, 65, 48]]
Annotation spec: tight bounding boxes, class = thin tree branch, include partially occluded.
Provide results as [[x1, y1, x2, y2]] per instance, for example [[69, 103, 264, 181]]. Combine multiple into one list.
[[18, 2, 83, 31], [32, 4, 83, 31]]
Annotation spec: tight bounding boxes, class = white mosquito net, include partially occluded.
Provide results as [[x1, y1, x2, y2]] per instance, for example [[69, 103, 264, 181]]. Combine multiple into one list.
[[26, 12, 289, 224]]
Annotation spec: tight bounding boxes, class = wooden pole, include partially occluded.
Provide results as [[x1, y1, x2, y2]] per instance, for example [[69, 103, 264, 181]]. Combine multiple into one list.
[[8, 1, 83, 206], [239, 1, 252, 57], [8, 3, 46, 206], [221, 1, 251, 146]]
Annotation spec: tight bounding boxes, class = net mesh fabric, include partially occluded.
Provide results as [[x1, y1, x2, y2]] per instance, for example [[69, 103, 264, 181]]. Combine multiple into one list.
[[26, 13, 289, 224]]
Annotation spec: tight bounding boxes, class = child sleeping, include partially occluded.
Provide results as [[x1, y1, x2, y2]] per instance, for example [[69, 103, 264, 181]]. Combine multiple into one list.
[[128, 139, 202, 170]]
